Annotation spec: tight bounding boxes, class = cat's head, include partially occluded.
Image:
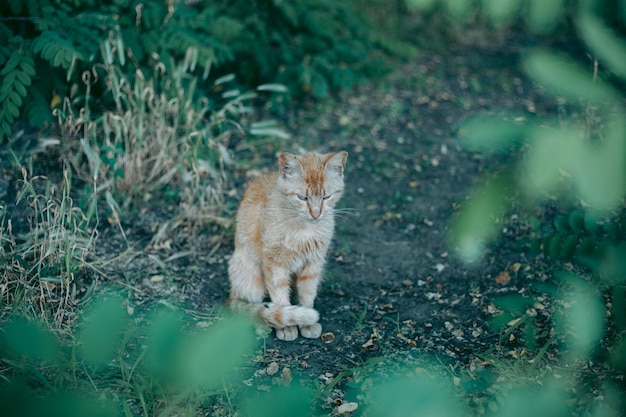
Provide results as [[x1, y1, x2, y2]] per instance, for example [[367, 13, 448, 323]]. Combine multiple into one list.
[[277, 151, 348, 222]]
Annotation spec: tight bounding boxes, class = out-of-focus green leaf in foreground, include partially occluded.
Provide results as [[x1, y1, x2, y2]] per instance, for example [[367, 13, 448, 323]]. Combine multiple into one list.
[[483, 0, 520, 26], [458, 114, 530, 153], [527, 0, 565, 33], [449, 174, 509, 263], [241, 384, 313, 417], [523, 50, 617, 103], [77, 295, 129, 369], [579, 14, 626, 80], [173, 313, 257, 390], [554, 271, 606, 360], [0, 316, 61, 364], [0, 388, 118, 417], [366, 373, 464, 417], [489, 379, 570, 417], [522, 117, 626, 214]]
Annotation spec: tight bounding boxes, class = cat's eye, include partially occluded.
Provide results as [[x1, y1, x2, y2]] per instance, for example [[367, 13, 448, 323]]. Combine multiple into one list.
[[322, 195, 332, 200], [296, 194, 308, 201]]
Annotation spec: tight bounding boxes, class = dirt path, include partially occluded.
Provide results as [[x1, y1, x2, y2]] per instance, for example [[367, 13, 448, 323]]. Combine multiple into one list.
[[93, 39, 560, 399]]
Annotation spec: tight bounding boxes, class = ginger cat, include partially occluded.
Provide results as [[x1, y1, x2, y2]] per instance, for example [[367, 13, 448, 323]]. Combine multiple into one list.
[[227, 151, 348, 341]]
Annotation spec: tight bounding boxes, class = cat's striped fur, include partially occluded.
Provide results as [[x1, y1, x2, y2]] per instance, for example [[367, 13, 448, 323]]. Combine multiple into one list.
[[227, 151, 348, 341]]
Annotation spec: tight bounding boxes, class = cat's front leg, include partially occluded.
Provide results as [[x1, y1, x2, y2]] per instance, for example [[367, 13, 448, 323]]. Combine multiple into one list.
[[296, 262, 323, 339], [264, 263, 298, 341]]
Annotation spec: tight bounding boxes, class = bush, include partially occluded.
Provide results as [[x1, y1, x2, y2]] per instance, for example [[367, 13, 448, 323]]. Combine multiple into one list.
[[0, 0, 417, 144]]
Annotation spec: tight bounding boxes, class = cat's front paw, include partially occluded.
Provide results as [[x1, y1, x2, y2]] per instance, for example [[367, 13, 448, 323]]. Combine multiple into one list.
[[276, 326, 298, 341], [299, 323, 322, 339]]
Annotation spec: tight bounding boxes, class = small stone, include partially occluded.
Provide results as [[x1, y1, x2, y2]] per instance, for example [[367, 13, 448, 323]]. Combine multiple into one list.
[[281, 367, 293, 386], [336, 402, 359, 414], [150, 275, 165, 283], [266, 361, 279, 376]]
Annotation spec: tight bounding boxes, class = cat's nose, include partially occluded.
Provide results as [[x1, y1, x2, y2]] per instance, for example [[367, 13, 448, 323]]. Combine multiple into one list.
[[309, 207, 322, 219]]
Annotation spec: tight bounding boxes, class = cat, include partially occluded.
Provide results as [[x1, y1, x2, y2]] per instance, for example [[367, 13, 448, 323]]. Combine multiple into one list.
[[226, 150, 348, 341]]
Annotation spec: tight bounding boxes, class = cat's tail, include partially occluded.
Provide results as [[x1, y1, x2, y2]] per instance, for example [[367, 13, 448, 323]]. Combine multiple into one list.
[[227, 298, 319, 328]]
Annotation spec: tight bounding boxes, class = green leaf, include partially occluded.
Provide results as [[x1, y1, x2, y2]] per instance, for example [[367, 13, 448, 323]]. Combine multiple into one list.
[[405, 0, 436, 11], [0, 52, 21, 75], [77, 295, 129, 369], [20, 61, 36, 76], [366, 373, 465, 417], [568, 210, 584, 231], [450, 174, 509, 263], [483, 0, 519, 26], [13, 80, 27, 97], [143, 309, 184, 378], [174, 314, 256, 389], [5, 100, 19, 118], [572, 116, 626, 212], [458, 115, 529, 153], [527, 0, 564, 33], [0, 316, 61, 364], [521, 123, 582, 198], [579, 14, 626, 79], [497, 380, 570, 417], [241, 385, 313, 417], [523, 50, 617, 102], [444, 0, 473, 19], [561, 235, 578, 261], [554, 271, 605, 359], [16, 71, 32, 86]]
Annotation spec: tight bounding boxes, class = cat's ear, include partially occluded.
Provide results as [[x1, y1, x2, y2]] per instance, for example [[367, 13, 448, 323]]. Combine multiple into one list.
[[278, 152, 302, 178], [324, 151, 348, 176]]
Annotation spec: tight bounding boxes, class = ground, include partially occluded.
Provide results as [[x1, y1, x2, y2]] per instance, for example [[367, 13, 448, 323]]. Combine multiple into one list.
[[93, 37, 561, 389]]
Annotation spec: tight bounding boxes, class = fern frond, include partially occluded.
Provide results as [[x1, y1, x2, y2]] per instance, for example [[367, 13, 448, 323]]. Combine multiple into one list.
[[32, 30, 86, 69], [0, 46, 35, 142]]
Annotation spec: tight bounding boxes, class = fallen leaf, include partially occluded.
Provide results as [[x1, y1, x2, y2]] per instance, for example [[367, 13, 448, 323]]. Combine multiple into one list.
[[495, 271, 511, 285], [487, 304, 501, 314], [362, 333, 377, 349], [321, 332, 335, 344], [425, 292, 442, 300], [510, 262, 522, 272], [507, 317, 522, 327]]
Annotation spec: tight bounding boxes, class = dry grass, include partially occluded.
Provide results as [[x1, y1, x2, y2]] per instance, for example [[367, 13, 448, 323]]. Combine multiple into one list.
[[0, 167, 97, 325]]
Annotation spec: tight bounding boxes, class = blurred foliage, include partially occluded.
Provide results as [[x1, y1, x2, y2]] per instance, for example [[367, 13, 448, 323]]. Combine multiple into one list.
[[446, 0, 626, 414], [0, 0, 417, 144], [0, 296, 257, 417]]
